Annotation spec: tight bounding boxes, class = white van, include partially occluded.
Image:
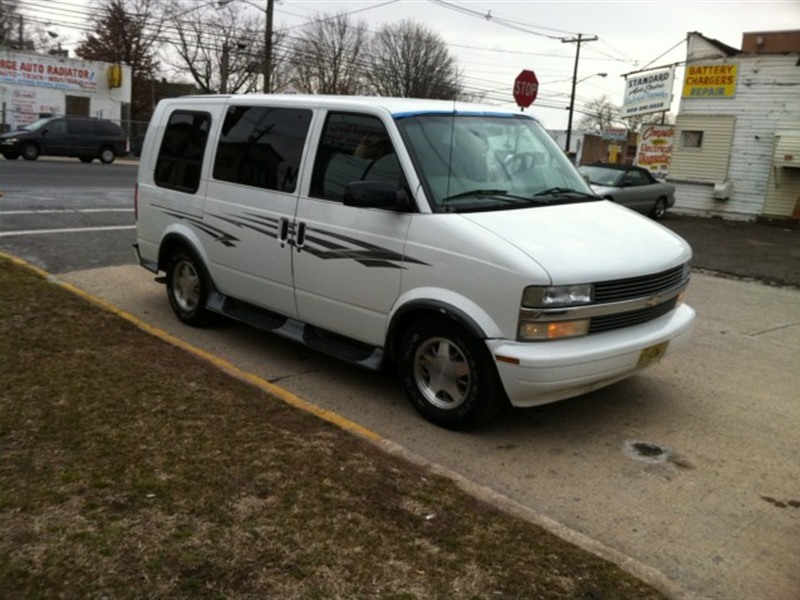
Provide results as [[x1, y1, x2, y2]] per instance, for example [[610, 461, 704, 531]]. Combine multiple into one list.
[[135, 95, 695, 430]]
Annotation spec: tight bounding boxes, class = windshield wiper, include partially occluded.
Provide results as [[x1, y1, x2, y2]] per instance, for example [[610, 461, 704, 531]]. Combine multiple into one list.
[[442, 189, 537, 203], [533, 187, 598, 199]]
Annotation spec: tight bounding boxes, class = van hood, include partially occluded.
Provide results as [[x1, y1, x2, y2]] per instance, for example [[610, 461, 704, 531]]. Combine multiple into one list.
[[0, 128, 31, 139], [460, 201, 691, 284]]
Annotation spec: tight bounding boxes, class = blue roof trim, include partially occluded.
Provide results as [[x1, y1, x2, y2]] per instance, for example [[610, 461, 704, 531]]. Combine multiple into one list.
[[392, 110, 534, 120]]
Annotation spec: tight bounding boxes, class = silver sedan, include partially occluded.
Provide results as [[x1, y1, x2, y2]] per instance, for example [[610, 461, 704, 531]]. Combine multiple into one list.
[[579, 163, 675, 220]]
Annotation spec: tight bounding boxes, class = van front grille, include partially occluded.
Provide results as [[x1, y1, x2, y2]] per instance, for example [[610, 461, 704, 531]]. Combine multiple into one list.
[[594, 265, 686, 303], [589, 297, 679, 333]]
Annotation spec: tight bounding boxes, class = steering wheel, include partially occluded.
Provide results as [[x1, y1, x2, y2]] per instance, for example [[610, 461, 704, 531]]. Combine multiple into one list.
[[505, 152, 536, 174]]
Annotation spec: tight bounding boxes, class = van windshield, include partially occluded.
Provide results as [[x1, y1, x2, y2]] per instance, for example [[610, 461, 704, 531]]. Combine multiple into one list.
[[396, 113, 596, 212]]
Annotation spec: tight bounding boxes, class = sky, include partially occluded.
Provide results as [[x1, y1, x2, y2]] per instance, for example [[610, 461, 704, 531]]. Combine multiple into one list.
[[12, 0, 800, 130]]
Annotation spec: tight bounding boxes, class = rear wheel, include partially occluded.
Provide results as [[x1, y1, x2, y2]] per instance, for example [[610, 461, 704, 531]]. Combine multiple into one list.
[[399, 317, 506, 430], [165, 249, 214, 326], [21, 143, 39, 161], [651, 197, 668, 220], [99, 146, 116, 164]]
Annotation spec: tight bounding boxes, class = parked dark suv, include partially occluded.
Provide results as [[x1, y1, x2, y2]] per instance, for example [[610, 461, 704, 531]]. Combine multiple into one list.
[[0, 116, 129, 164]]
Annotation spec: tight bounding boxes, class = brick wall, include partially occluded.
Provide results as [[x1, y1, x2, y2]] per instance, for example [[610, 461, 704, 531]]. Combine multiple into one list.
[[741, 30, 800, 53]]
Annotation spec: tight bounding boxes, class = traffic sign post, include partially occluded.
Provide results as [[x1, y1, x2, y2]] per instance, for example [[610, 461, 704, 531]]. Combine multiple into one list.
[[513, 69, 538, 110]]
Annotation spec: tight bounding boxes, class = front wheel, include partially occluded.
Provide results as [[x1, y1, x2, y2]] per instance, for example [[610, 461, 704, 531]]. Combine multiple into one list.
[[399, 318, 506, 430], [165, 249, 214, 326], [650, 197, 668, 220], [21, 143, 39, 161]]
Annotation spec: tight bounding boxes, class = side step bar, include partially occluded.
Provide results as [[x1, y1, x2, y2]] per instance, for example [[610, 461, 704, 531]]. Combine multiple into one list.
[[206, 292, 384, 370]]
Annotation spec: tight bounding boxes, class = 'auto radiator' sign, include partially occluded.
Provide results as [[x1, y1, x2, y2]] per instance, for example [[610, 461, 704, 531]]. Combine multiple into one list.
[[0, 53, 98, 92]]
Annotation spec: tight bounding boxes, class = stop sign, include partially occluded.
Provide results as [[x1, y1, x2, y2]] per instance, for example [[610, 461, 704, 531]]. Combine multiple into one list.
[[513, 69, 538, 108]]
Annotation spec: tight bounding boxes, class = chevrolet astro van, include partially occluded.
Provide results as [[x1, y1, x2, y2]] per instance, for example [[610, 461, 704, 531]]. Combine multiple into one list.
[[135, 95, 695, 430]]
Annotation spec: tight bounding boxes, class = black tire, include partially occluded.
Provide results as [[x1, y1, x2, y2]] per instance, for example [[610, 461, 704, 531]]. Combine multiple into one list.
[[79, 156, 94, 163], [650, 197, 668, 220], [21, 143, 39, 161], [99, 146, 116, 164], [399, 317, 506, 430], [165, 249, 214, 326]]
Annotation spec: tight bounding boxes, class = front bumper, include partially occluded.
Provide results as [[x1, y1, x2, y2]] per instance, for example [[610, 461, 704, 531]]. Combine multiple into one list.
[[487, 303, 696, 407]]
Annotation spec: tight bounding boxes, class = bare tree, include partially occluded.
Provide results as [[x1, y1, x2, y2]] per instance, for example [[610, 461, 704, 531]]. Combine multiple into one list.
[[623, 111, 675, 132], [165, 1, 267, 95], [0, 0, 60, 52], [287, 13, 368, 95], [577, 95, 621, 134], [75, 0, 164, 121], [365, 19, 462, 100]]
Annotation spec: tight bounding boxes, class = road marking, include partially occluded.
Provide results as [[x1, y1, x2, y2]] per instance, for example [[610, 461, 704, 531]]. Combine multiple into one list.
[[1, 208, 134, 215], [0, 225, 135, 238]]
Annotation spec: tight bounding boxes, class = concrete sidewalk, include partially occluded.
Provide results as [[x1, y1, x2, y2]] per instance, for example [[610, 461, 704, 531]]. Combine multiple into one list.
[[663, 214, 800, 288]]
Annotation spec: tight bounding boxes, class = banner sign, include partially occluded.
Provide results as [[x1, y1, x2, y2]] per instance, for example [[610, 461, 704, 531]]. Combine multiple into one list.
[[682, 63, 737, 98], [0, 55, 98, 91], [622, 67, 675, 118], [635, 125, 674, 177]]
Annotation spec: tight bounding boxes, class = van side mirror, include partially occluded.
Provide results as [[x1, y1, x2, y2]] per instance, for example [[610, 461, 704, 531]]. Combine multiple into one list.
[[343, 181, 412, 211]]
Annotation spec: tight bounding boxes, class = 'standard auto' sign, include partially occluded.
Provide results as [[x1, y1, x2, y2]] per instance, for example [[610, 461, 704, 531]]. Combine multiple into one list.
[[622, 67, 675, 118]]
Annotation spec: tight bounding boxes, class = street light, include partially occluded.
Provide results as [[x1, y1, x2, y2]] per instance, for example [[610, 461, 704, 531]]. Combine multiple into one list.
[[565, 72, 607, 155]]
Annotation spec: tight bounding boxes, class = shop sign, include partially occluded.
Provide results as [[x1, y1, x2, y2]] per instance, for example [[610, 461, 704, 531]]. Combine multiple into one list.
[[622, 67, 675, 118], [635, 125, 674, 176], [682, 63, 737, 98], [0, 54, 98, 92]]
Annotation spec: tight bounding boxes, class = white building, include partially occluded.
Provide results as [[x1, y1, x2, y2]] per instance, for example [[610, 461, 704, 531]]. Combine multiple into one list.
[[669, 31, 800, 221], [0, 49, 131, 131]]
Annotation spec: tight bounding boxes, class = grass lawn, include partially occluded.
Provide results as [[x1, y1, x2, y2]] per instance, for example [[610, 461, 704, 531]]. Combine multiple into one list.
[[0, 256, 666, 599]]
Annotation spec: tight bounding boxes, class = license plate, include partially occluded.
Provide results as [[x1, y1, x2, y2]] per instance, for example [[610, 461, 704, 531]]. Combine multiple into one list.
[[637, 341, 669, 368]]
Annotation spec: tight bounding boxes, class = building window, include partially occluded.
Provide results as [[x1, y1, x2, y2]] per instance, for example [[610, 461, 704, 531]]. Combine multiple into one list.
[[682, 130, 703, 148]]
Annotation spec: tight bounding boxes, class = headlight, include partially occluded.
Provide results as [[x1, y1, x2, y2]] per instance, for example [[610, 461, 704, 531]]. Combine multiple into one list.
[[519, 284, 593, 341], [522, 284, 593, 308]]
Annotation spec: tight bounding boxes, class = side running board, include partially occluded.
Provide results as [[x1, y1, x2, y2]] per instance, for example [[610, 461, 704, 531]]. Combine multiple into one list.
[[205, 292, 384, 370]]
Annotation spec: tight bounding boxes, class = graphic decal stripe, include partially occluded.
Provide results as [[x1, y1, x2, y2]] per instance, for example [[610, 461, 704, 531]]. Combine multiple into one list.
[[155, 205, 429, 268]]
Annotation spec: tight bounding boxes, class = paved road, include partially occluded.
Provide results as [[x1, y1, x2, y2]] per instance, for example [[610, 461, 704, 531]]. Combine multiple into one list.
[[0, 159, 137, 272], [3, 159, 800, 598]]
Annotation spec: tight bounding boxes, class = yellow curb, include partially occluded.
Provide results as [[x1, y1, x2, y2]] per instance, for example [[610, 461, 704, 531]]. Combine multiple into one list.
[[0, 252, 382, 443]]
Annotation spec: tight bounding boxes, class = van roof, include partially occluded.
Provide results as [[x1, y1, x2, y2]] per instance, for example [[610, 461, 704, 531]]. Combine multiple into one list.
[[167, 94, 537, 121]]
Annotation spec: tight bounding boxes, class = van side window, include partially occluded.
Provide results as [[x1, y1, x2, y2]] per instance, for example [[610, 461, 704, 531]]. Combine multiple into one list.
[[67, 119, 92, 135], [46, 119, 68, 136], [213, 106, 311, 193], [154, 110, 211, 194], [310, 112, 403, 202]]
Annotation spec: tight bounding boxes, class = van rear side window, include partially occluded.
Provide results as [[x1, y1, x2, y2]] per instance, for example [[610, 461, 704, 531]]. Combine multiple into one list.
[[213, 106, 312, 193], [155, 111, 211, 194]]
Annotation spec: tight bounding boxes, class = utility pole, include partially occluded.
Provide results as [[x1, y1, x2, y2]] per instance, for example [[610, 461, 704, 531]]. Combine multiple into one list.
[[263, 0, 273, 93], [220, 43, 229, 94], [562, 33, 598, 157]]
